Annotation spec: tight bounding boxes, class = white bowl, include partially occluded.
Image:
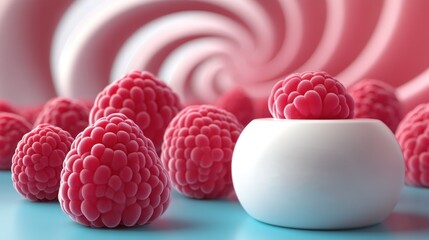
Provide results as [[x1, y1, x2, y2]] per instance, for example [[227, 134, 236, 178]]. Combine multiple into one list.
[[232, 118, 404, 230]]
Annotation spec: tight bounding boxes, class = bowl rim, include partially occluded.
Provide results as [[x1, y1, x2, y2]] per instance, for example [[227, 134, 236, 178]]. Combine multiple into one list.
[[251, 118, 384, 124]]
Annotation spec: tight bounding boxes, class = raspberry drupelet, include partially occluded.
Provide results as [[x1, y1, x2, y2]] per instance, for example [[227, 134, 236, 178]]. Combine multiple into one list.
[[268, 71, 354, 119], [395, 103, 429, 187], [11, 124, 73, 201], [34, 97, 90, 138], [59, 113, 171, 228], [0, 113, 32, 170], [89, 70, 182, 154], [161, 105, 243, 199], [348, 79, 402, 132]]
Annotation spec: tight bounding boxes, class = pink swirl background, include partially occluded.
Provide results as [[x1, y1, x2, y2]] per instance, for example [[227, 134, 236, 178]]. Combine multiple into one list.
[[1, 0, 428, 114]]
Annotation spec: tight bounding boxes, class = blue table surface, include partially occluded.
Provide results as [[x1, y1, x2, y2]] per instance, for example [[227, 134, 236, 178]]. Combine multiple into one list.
[[1, 171, 429, 240]]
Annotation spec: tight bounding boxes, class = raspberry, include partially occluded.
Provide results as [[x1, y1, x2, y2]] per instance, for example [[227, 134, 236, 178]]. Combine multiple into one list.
[[11, 124, 73, 201], [253, 96, 272, 119], [0, 99, 18, 114], [79, 99, 94, 111], [216, 87, 254, 126], [161, 105, 243, 199], [90, 71, 182, 153], [268, 71, 354, 119], [0, 113, 32, 170], [348, 79, 402, 132], [34, 97, 90, 138], [59, 113, 171, 228], [18, 104, 43, 124], [395, 103, 429, 187]]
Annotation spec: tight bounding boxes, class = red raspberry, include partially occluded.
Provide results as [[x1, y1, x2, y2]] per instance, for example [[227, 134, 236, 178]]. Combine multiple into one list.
[[11, 124, 73, 201], [90, 71, 182, 153], [0, 113, 32, 170], [78, 99, 94, 111], [59, 113, 171, 228], [348, 79, 402, 132], [34, 97, 90, 138], [0, 99, 18, 114], [268, 71, 354, 119], [18, 104, 44, 124], [395, 103, 429, 187], [216, 87, 254, 126], [161, 105, 243, 199], [253, 96, 272, 119]]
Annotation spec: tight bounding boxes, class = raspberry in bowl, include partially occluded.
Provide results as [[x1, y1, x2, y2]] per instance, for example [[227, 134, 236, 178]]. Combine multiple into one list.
[[268, 71, 354, 119], [232, 71, 404, 229]]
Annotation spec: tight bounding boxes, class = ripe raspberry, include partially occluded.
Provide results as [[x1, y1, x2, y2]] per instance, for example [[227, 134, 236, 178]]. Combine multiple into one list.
[[161, 105, 243, 199], [59, 113, 171, 228], [34, 97, 89, 138], [90, 71, 182, 153], [395, 103, 429, 187], [0, 113, 32, 170], [18, 104, 43, 124], [78, 99, 94, 111], [348, 79, 402, 132], [253, 96, 272, 119], [216, 87, 254, 126], [0, 99, 18, 114], [11, 124, 73, 201], [268, 71, 354, 119]]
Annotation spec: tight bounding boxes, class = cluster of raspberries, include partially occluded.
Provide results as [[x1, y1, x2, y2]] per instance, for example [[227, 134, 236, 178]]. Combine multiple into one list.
[[5, 71, 181, 228], [3, 69, 429, 230]]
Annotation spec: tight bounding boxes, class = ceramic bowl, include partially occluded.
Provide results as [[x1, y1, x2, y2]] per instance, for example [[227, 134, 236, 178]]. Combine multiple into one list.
[[232, 118, 404, 229]]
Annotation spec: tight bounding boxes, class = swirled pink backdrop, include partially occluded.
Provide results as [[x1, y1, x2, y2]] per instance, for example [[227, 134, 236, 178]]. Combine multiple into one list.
[[1, 0, 428, 114]]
